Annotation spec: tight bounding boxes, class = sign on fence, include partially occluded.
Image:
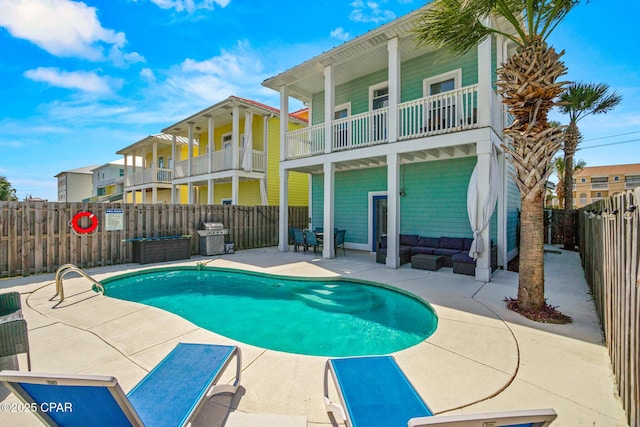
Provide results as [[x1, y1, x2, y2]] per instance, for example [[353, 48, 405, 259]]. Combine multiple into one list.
[[104, 208, 124, 231]]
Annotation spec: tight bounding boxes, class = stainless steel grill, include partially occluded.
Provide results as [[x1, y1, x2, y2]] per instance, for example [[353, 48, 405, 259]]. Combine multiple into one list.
[[198, 222, 229, 255]]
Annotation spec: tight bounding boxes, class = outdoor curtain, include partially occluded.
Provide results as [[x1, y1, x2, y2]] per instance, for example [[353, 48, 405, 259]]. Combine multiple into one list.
[[466, 148, 499, 259], [241, 112, 253, 171]]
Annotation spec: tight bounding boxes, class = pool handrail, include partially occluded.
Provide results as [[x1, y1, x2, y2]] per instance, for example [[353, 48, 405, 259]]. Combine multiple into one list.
[[54, 264, 105, 303]]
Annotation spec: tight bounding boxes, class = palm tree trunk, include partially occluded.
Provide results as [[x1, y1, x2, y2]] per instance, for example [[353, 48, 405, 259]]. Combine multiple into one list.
[[562, 121, 579, 249], [517, 190, 546, 310]]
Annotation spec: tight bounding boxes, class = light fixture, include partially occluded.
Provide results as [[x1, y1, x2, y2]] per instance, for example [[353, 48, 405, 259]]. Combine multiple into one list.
[[624, 204, 636, 220], [596, 210, 602, 219], [608, 208, 619, 221]]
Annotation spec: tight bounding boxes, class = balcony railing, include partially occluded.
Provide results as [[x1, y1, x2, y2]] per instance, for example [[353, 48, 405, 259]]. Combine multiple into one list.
[[284, 85, 479, 160], [626, 181, 640, 189], [591, 182, 609, 190], [124, 168, 172, 186], [173, 148, 265, 178]]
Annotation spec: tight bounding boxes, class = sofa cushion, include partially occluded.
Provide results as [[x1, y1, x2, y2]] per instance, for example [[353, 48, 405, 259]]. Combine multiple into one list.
[[452, 252, 475, 264], [463, 238, 474, 251], [411, 246, 435, 256], [418, 237, 440, 248], [434, 248, 463, 257], [399, 234, 419, 246], [439, 237, 464, 250]]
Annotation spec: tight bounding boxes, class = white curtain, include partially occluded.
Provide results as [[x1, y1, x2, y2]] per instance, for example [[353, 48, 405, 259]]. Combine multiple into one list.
[[466, 148, 500, 259], [241, 112, 253, 171]]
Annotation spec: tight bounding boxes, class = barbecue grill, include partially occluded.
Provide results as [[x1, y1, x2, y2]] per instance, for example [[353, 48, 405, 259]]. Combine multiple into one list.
[[197, 222, 228, 256]]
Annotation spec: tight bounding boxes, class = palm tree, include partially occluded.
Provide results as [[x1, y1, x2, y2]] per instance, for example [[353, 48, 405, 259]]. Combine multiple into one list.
[[414, 0, 582, 311], [557, 82, 621, 249], [553, 156, 586, 209], [0, 176, 18, 201]]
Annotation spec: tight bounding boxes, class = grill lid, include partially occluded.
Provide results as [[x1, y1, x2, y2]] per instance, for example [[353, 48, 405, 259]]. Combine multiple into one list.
[[199, 222, 224, 230]]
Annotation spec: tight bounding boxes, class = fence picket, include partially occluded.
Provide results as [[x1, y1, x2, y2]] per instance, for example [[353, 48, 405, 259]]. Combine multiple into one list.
[[579, 189, 639, 425]]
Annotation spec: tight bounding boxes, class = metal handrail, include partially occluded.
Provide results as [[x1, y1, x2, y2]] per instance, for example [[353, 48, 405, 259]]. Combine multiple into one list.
[[54, 264, 105, 303]]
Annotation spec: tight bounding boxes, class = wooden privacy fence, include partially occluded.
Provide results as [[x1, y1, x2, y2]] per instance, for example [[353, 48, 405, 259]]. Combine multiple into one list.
[[579, 188, 639, 426], [0, 201, 308, 278]]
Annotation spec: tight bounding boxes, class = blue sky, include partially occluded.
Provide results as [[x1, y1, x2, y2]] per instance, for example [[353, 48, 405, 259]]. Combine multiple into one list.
[[0, 0, 638, 200]]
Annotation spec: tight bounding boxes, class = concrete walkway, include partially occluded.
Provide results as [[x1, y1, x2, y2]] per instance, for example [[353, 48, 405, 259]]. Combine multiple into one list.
[[0, 246, 628, 426]]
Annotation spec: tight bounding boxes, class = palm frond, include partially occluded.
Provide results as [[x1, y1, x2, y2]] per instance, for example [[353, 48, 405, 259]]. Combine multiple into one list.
[[558, 82, 622, 122]]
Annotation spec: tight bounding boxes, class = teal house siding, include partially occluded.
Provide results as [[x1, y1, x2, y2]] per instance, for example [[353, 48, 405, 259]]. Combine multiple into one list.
[[312, 156, 497, 248], [507, 163, 521, 253], [312, 168, 387, 245], [311, 48, 480, 125]]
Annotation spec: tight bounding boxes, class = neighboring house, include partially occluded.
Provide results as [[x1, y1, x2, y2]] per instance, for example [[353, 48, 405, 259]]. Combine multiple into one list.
[[84, 158, 141, 203], [573, 163, 640, 208], [153, 96, 309, 206], [54, 166, 97, 202], [263, 5, 520, 281], [117, 134, 183, 204]]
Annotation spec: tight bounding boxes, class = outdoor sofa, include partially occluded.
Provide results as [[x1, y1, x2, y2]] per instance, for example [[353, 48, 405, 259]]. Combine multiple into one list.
[[376, 234, 497, 274]]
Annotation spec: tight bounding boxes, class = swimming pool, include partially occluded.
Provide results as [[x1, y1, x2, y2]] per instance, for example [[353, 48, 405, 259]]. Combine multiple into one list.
[[101, 267, 438, 357]]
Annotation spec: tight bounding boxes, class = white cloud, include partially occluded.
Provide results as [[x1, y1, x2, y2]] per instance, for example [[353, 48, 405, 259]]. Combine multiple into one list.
[[140, 68, 157, 83], [166, 41, 268, 103], [148, 0, 230, 13], [0, 0, 142, 64], [330, 27, 352, 41], [350, 0, 395, 24], [24, 67, 116, 94]]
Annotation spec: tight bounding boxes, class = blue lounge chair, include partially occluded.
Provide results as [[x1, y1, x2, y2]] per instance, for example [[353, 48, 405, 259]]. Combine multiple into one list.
[[0, 343, 241, 427], [324, 355, 557, 427]]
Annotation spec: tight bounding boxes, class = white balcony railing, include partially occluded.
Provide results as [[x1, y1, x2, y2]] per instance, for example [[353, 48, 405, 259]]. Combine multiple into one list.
[[591, 182, 609, 190], [285, 124, 325, 159], [172, 148, 264, 178], [626, 181, 640, 189], [124, 168, 172, 186], [283, 86, 480, 160]]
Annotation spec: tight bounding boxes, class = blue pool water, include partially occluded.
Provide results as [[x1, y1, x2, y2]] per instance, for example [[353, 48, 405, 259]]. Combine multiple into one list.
[[101, 267, 438, 356]]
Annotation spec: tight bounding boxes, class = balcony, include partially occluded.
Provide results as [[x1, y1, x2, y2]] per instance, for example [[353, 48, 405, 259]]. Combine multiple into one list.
[[284, 85, 479, 160], [591, 182, 609, 190], [174, 148, 265, 179], [626, 181, 640, 190], [124, 168, 173, 187]]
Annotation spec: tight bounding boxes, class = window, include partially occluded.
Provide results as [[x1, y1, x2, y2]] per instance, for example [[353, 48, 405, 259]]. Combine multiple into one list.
[[369, 83, 388, 142], [596, 192, 602, 198], [334, 102, 351, 148], [221, 198, 232, 205], [423, 69, 462, 130], [119, 168, 124, 177], [158, 156, 165, 169], [614, 176, 620, 181], [581, 178, 586, 183], [579, 193, 588, 204]]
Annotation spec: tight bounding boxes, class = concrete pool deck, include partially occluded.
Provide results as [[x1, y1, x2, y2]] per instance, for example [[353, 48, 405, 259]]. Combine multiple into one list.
[[0, 246, 628, 426]]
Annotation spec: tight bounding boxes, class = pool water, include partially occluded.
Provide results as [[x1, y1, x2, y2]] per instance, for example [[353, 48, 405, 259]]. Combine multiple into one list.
[[102, 267, 438, 357]]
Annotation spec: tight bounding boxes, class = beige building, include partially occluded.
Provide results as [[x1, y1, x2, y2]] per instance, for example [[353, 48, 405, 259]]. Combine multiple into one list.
[[573, 163, 640, 208], [54, 166, 97, 202]]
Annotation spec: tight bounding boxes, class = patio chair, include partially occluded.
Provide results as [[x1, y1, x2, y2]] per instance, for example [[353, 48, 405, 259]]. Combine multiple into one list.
[[0, 291, 31, 371], [324, 355, 557, 427], [334, 229, 346, 255], [292, 228, 305, 252], [0, 342, 241, 427], [305, 230, 322, 255]]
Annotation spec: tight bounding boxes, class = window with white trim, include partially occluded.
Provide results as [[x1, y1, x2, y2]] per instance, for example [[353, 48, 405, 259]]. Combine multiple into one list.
[[423, 69, 462, 130], [334, 102, 351, 148]]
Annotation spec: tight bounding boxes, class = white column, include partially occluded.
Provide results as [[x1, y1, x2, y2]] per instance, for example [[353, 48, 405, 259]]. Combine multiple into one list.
[[232, 106, 240, 169], [187, 182, 194, 204], [208, 179, 214, 204], [171, 134, 177, 179], [123, 154, 128, 190], [278, 168, 290, 251], [322, 162, 335, 258], [188, 125, 194, 176], [324, 65, 334, 154], [231, 175, 239, 205], [477, 18, 492, 127], [280, 86, 289, 162], [171, 184, 176, 204], [152, 140, 158, 203], [387, 37, 400, 143], [475, 139, 492, 281], [208, 116, 214, 173], [386, 154, 400, 268], [497, 147, 507, 268]]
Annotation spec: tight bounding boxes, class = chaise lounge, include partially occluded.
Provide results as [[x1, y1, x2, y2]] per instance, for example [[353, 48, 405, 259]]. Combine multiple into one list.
[[0, 342, 241, 427], [324, 355, 557, 427]]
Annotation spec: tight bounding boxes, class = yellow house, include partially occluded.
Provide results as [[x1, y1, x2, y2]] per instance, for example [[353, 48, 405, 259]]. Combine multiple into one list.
[[118, 96, 309, 206], [573, 163, 640, 208]]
